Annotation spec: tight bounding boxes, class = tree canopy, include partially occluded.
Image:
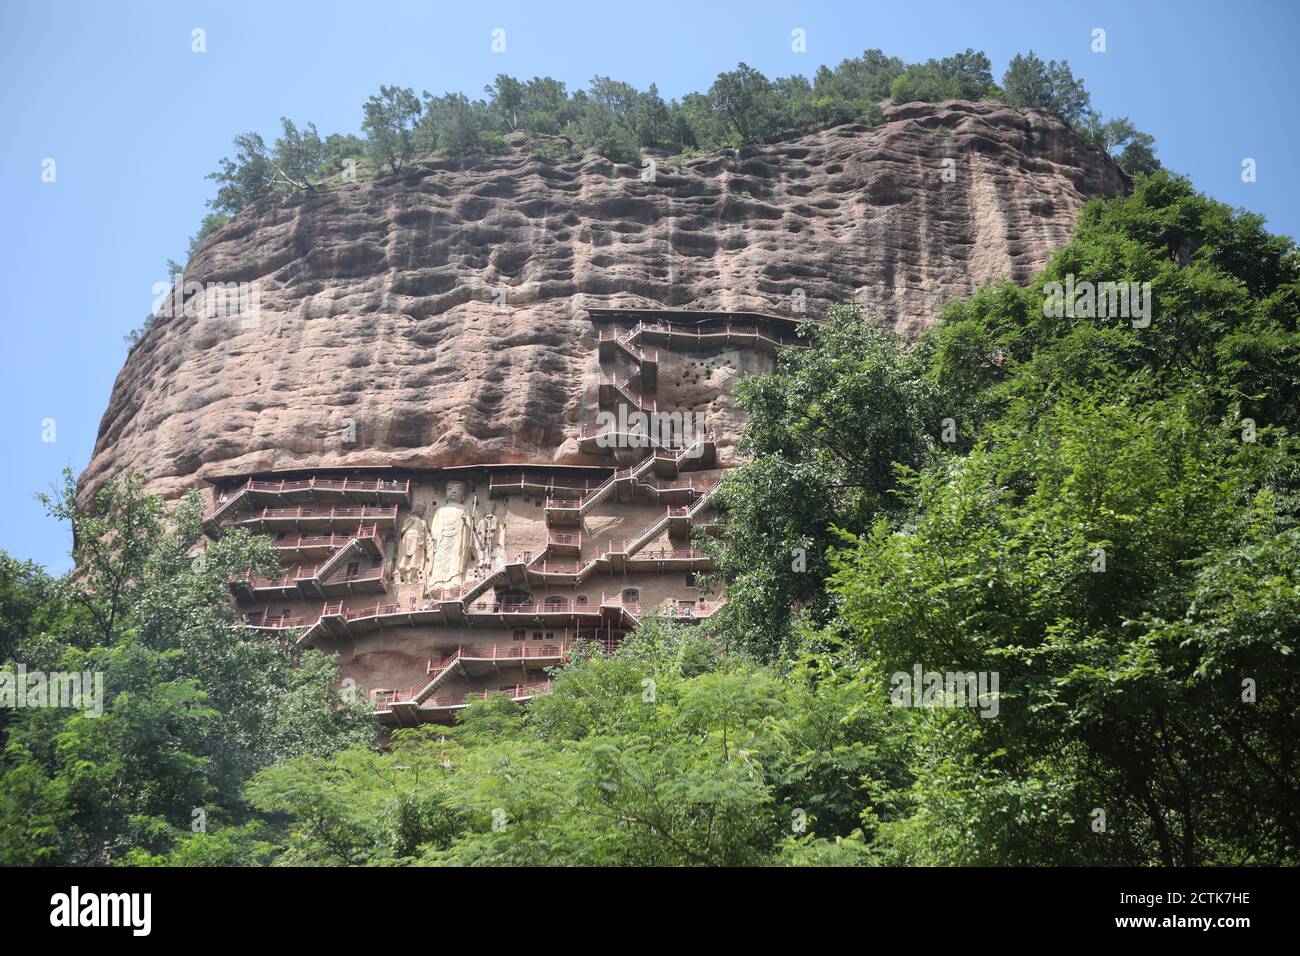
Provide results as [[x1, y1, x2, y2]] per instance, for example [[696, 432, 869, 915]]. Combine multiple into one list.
[[705, 171, 1300, 864], [0, 472, 374, 865]]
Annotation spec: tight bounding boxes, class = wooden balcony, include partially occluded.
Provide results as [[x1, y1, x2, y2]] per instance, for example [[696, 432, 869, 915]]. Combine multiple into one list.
[[267, 524, 382, 561], [376, 680, 554, 725], [487, 473, 608, 500], [204, 476, 410, 533], [545, 531, 582, 555], [230, 504, 398, 533], [607, 316, 808, 354]]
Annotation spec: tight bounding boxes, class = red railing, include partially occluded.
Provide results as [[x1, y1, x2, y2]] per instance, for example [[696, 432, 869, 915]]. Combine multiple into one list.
[[653, 478, 718, 493], [598, 329, 659, 363], [317, 596, 588, 624], [627, 548, 710, 561], [521, 544, 711, 573], [233, 563, 387, 591], [375, 680, 554, 711], [435, 643, 565, 665], [240, 572, 722, 636], [543, 459, 714, 514], [430, 681, 554, 708], [576, 426, 715, 453], [233, 505, 397, 525], [487, 474, 607, 495], [360, 604, 727, 713], [337, 600, 404, 620], [371, 629, 676, 712], [524, 542, 626, 576], [468, 599, 598, 615], [599, 373, 657, 413], [208, 477, 409, 518], [545, 472, 713, 514], [634, 319, 804, 349], [657, 600, 723, 619], [270, 524, 378, 551], [244, 477, 408, 496], [243, 611, 317, 628], [299, 590, 657, 629]]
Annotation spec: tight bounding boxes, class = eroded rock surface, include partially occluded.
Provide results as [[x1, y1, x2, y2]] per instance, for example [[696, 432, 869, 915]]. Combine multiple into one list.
[[82, 100, 1126, 501]]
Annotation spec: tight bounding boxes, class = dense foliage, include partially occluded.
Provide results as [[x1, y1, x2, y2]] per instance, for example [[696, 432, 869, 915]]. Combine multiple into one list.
[[0, 473, 374, 865], [236, 623, 898, 866], [707, 170, 1300, 864]]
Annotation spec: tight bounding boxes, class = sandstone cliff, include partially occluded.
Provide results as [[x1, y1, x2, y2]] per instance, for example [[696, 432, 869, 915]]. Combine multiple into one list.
[[82, 100, 1127, 501]]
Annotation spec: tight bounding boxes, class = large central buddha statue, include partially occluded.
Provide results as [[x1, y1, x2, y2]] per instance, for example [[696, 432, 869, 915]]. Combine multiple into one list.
[[423, 480, 479, 597]]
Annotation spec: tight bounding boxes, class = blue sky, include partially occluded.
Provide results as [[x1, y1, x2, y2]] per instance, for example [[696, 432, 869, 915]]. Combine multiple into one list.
[[2, 0, 1297, 573]]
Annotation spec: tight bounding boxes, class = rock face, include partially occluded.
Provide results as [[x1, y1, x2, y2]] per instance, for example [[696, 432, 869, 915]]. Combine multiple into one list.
[[81, 100, 1126, 502]]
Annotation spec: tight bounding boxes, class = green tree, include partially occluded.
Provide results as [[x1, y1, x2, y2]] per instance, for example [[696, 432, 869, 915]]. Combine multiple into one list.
[[0, 472, 375, 865], [708, 63, 776, 144], [566, 94, 641, 164], [423, 92, 496, 158], [519, 76, 572, 135], [232, 622, 900, 865], [704, 170, 1299, 864], [0, 553, 63, 664], [362, 85, 423, 173], [707, 306, 948, 658], [245, 745, 462, 865], [931, 172, 1300, 432], [587, 75, 640, 126], [833, 392, 1300, 864], [485, 74, 525, 130], [812, 49, 905, 125], [205, 132, 275, 216], [270, 117, 324, 190], [1002, 50, 1091, 124], [770, 74, 816, 133], [634, 83, 672, 148], [1078, 114, 1160, 176], [890, 49, 997, 103], [317, 132, 367, 181]]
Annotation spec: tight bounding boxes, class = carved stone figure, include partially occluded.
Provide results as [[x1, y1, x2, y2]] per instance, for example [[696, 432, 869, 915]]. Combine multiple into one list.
[[492, 508, 508, 567], [423, 481, 479, 595], [396, 506, 429, 584], [476, 504, 506, 572]]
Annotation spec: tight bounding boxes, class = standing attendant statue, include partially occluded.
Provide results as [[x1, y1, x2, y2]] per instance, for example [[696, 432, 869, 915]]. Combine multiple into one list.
[[396, 506, 429, 584]]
